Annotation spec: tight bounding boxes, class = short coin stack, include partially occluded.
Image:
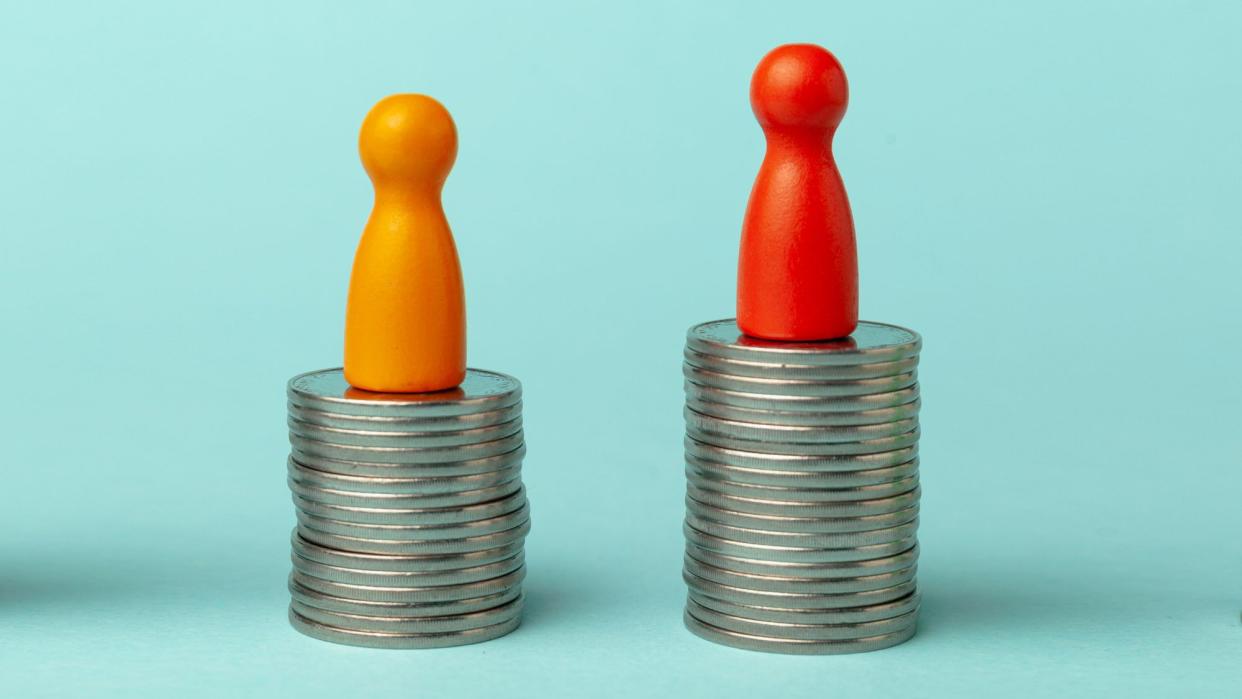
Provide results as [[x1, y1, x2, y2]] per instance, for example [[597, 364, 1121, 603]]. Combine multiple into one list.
[[285, 368, 530, 649], [681, 319, 923, 654]]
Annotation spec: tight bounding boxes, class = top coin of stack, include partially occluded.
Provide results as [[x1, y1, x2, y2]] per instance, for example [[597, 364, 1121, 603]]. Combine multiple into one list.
[[681, 319, 923, 655], [285, 368, 531, 649]]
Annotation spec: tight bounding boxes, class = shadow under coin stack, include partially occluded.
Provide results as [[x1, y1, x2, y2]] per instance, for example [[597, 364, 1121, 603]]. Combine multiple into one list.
[[681, 319, 923, 654], [285, 368, 530, 648]]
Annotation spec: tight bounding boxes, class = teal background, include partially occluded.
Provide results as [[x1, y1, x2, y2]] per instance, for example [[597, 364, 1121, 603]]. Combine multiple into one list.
[[1, 0, 1239, 695]]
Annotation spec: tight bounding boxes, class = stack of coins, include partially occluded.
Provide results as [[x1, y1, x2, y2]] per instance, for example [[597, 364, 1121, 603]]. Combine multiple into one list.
[[284, 368, 530, 649], [681, 319, 923, 654]]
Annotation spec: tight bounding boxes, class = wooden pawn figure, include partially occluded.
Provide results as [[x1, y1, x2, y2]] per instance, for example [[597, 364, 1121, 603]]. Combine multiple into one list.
[[344, 94, 466, 392], [737, 44, 858, 341]]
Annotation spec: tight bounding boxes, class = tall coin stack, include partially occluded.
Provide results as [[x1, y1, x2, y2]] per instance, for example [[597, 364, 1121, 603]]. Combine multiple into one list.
[[681, 319, 923, 654], [285, 368, 530, 649]]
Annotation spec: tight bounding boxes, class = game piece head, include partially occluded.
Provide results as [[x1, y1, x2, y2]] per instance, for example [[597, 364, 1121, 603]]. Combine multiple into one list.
[[358, 94, 458, 190], [750, 44, 848, 131]]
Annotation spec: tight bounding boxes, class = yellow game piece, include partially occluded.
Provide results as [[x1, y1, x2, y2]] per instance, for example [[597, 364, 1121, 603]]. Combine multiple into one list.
[[344, 94, 466, 393]]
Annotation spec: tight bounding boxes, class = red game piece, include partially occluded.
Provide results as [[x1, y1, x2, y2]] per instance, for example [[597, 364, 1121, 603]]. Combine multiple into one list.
[[737, 44, 858, 341]]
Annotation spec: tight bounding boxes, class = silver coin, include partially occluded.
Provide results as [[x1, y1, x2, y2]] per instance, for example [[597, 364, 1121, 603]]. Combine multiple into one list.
[[687, 499, 919, 534], [292, 550, 524, 587], [686, 437, 917, 471], [290, 446, 524, 478], [289, 458, 522, 495], [685, 349, 919, 381], [684, 610, 915, 654], [687, 462, 919, 494], [288, 402, 522, 434], [684, 556, 917, 594], [686, 408, 918, 445], [291, 488, 527, 526], [690, 593, 914, 635], [290, 607, 520, 649], [688, 484, 920, 517], [291, 566, 525, 603], [687, 397, 921, 427], [687, 543, 918, 580], [288, 416, 523, 449], [289, 574, 522, 618], [290, 477, 522, 509], [686, 427, 920, 456], [686, 381, 920, 413], [289, 431, 525, 465], [685, 364, 918, 399], [684, 569, 917, 610], [684, 522, 917, 564], [291, 595, 523, 634], [688, 598, 917, 641], [685, 513, 918, 548], [689, 589, 920, 625], [298, 519, 530, 556], [291, 531, 523, 573], [296, 502, 531, 541], [687, 320, 921, 367], [687, 458, 918, 491], [288, 368, 521, 419]]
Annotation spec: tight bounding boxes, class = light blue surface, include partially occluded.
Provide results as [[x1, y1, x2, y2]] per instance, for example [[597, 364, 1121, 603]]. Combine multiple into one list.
[[1, 1, 1239, 696]]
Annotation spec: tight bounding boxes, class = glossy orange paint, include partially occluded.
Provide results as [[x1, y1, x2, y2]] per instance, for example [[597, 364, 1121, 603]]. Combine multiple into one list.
[[344, 94, 467, 393], [737, 44, 858, 341]]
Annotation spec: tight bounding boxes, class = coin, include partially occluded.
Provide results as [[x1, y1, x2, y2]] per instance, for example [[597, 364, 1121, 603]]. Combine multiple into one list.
[[291, 550, 524, 587], [684, 555, 917, 594], [288, 402, 523, 433], [689, 589, 920, 625], [290, 607, 521, 649], [684, 611, 916, 655], [686, 499, 919, 534], [297, 518, 530, 556], [687, 598, 918, 642], [686, 382, 920, 413], [291, 566, 525, 603], [686, 320, 921, 367], [684, 349, 919, 381], [685, 514, 918, 548], [291, 531, 523, 572], [684, 522, 918, 564], [291, 595, 523, 634], [687, 484, 921, 517], [686, 427, 920, 457], [686, 437, 917, 471], [684, 569, 917, 610], [288, 416, 523, 449], [291, 488, 527, 526], [686, 462, 919, 493], [685, 543, 918, 579], [289, 477, 522, 509], [686, 397, 921, 427], [289, 431, 525, 465], [296, 503, 531, 541], [288, 458, 523, 495], [288, 368, 521, 419], [685, 408, 918, 444], [289, 575, 523, 618], [684, 364, 918, 398], [290, 446, 525, 478]]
